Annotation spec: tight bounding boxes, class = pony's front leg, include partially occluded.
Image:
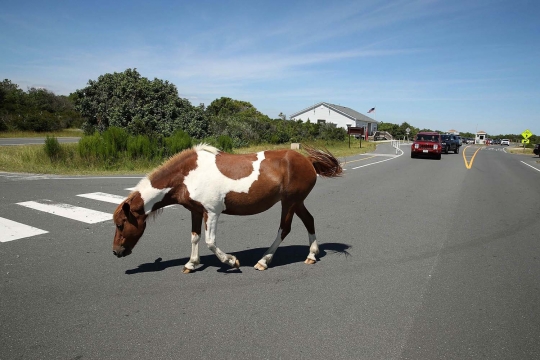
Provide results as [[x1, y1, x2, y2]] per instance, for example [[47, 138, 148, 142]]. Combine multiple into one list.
[[183, 211, 203, 274], [204, 211, 240, 269]]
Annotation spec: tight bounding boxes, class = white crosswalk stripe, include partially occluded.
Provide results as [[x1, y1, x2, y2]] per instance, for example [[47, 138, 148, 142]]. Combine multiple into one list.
[[77, 192, 125, 204], [3, 189, 177, 243], [17, 200, 112, 224], [0, 217, 48, 242]]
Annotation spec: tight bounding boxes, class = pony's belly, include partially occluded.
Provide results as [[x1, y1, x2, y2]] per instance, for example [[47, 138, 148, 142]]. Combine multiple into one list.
[[222, 191, 281, 215]]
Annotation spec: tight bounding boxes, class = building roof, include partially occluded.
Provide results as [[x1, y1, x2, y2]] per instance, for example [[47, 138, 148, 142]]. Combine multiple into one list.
[[290, 102, 377, 123]]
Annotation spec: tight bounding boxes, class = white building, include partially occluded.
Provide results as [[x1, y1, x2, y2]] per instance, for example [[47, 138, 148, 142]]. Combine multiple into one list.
[[289, 102, 379, 135], [475, 130, 487, 144]]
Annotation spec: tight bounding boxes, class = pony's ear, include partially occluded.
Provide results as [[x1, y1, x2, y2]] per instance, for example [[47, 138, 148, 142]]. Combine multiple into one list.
[[122, 202, 131, 214]]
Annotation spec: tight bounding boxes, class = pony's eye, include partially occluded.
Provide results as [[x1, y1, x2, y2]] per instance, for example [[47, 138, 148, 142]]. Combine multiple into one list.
[[116, 224, 124, 231]]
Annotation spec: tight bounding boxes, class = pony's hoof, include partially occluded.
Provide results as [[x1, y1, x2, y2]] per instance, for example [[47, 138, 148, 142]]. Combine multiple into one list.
[[232, 259, 240, 269], [304, 258, 316, 265], [254, 262, 267, 271], [182, 267, 194, 274]]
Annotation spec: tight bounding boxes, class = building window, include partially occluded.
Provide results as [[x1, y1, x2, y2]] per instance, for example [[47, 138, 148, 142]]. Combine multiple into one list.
[[317, 119, 326, 125]]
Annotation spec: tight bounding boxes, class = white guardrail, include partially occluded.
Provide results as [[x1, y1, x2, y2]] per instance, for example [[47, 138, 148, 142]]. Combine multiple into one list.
[[391, 139, 401, 154]]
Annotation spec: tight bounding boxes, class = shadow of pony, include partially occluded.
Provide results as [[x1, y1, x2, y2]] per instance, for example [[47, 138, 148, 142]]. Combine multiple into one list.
[[125, 242, 351, 274]]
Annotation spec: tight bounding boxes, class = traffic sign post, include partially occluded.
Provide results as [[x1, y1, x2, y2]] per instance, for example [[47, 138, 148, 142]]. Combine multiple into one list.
[[521, 129, 533, 150]]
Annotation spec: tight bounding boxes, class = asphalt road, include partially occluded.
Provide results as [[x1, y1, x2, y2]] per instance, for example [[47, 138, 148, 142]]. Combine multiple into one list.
[[1, 143, 540, 359], [0, 137, 81, 146]]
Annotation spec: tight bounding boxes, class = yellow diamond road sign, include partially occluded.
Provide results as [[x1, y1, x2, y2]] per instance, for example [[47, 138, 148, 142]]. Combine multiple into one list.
[[522, 129, 533, 139], [522, 139, 530, 144]]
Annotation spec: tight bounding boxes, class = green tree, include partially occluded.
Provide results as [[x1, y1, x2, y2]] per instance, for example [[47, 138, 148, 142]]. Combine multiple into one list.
[[74, 68, 208, 138], [206, 97, 260, 118], [1, 80, 83, 132]]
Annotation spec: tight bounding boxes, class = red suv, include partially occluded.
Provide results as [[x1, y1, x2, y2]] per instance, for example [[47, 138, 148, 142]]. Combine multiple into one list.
[[411, 132, 442, 160]]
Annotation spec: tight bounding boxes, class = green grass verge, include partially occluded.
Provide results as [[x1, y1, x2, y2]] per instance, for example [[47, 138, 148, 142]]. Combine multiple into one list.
[[0, 138, 377, 175]]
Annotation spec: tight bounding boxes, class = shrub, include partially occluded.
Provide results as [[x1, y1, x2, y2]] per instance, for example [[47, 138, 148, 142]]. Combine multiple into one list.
[[164, 129, 192, 156], [102, 126, 128, 158], [44, 135, 63, 160], [78, 132, 104, 159], [216, 135, 233, 152], [127, 135, 155, 159], [77, 127, 129, 161]]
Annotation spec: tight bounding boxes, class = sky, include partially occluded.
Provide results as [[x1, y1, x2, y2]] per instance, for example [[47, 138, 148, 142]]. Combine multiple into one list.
[[1, 0, 539, 135]]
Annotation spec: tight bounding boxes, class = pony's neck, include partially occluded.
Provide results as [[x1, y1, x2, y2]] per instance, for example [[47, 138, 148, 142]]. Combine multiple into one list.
[[134, 177, 172, 214]]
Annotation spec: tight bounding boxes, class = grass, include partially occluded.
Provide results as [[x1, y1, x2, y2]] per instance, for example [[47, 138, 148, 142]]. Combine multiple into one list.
[[0, 128, 83, 138], [234, 138, 376, 158], [0, 137, 377, 175], [507, 146, 536, 156]]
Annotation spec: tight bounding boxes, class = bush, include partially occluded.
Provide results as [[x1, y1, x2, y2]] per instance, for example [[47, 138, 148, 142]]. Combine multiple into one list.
[[164, 129, 192, 156], [78, 127, 129, 161], [44, 135, 63, 160], [127, 135, 156, 159], [102, 126, 128, 157], [78, 132, 104, 159], [216, 135, 233, 152]]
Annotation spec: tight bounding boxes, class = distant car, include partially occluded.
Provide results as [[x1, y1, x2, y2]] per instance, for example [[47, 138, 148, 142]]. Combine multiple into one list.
[[456, 135, 463, 146], [441, 134, 460, 154], [501, 139, 510, 146], [411, 132, 442, 160], [467, 138, 475, 144], [534, 144, 540, 157]]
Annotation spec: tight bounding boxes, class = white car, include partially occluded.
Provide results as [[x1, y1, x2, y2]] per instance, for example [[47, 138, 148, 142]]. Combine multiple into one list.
[[501, 139, 510, 146]]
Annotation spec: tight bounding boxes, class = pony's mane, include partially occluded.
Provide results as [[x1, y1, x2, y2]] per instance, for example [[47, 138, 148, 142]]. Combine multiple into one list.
[[147, 143, 220, 182], [193, 143, 220, 155]]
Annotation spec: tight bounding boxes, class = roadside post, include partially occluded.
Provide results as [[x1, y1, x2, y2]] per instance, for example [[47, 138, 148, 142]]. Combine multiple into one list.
[[347, 127, 364, 148]]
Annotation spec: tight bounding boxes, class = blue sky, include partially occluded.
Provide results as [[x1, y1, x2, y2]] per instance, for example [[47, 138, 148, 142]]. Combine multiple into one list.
[[1, 0, 539, 135]]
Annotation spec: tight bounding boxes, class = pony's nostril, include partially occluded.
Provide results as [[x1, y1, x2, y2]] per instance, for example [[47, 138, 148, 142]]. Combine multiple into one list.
[[113, 250, 118, 256]]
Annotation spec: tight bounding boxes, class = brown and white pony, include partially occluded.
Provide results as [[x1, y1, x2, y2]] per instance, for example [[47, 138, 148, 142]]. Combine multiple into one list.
[[112, 144, 342, 272]]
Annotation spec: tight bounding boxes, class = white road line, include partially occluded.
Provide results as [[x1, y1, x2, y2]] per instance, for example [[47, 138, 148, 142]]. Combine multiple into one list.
[[0, 217, 48, 242], [17, 200, 111, 224], [351, 148, 404, 170], [356, 153, 399, 158], [78, 191, 175, 210], [521, 161, 540, 173], [77, 192, 126, 204]]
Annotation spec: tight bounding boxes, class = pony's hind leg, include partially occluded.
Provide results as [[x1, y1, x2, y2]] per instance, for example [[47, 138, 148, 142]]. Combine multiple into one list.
[[183, 211, 203, 274], [254, 202, 296, 270], [295, 203, 319, 264], [204, 211, 240, 269]]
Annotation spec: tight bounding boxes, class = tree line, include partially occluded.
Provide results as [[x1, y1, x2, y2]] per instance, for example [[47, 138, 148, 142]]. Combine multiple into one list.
[[1, 69, 536, 146], [0, 80, 84, 132]]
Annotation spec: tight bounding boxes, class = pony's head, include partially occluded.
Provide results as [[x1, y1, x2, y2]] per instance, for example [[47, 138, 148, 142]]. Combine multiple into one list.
[[112, 194, 147, 258]]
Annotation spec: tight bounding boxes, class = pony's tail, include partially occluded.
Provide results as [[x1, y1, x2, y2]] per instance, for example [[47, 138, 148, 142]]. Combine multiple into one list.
[[303, 145, 343, 178]]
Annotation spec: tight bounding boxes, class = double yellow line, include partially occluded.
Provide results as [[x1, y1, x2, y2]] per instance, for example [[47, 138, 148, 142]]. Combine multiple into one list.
[[462, 146, 482, 169]]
